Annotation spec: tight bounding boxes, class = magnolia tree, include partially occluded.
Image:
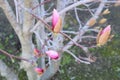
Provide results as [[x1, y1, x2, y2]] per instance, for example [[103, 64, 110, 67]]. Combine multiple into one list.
[[0, 0, 118, 80]]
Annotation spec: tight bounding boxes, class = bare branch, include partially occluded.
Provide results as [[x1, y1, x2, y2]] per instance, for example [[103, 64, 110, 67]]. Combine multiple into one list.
[[60, 32, 84, 49], [0, 0, 22, 34], [45, 0, 96, 22], [32, 0, 50, 10], [63, 1, 105, 53], [86, 29, 99, 32], [14, 0, 24, 24], [0, 49, 33, 63], [0, 60, 18, 80], [74, 7, 82, 28], [65, 50, 90, 64], [62, 30, 78, 34], [14, 0, 19, 22], [81, 36, 97, 39]]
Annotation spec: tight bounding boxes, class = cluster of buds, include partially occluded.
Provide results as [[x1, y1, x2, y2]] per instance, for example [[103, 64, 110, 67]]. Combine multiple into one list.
[[34, 50, 59, 75], [34, 8, 113, 75], [34, 8, 61, 73], [34, 49, 59, 59]]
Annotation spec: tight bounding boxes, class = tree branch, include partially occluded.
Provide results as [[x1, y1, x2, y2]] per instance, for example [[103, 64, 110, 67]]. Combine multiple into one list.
[[46, 0, 96, 22], [0, 60, 18, 80], [0, 49, 30, 62], [63, 1, 105, 53], [65, 50, 90, 64], [0, 0, 22, 34]]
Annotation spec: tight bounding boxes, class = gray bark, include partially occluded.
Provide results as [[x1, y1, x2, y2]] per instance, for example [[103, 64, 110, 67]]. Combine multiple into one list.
[[0, 60, 18, 80]]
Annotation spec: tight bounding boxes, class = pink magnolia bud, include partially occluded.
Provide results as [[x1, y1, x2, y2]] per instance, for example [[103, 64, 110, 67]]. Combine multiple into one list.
[[34, 68, 44, 75], [52, 9, 59, 27], [97, 25, 111, 46], [101, 25, 111, 35], [46, 50, 59, 60], [52, 9, 62, 33]]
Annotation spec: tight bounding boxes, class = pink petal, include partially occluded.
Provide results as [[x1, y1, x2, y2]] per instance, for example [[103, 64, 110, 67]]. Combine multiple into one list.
[[101, 25, 111, 35], [35, 68, 44, 73], [52, 9, 59, 29], [46, 50, 59, 59]]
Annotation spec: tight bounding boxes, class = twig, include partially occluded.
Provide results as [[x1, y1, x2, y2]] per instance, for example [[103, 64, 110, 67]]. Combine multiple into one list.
[[33, 31, 44, 45], [45, 3, 54, 14], [76, 8, 97, 12], [102, 1, 120, 3], [0, 49, 29, 62], [62, 30, 78, 34], [30, 22, 40, 32], [59, 0, 96, 15], [81, 36, 96, 39], [79, 55, 96, 62], [65, 50, 90, 64], [14, 0, 19, 22], [74, 7, 82, 28], [86, 29, 99, 32], [73, 0, 82, 29], [60, 32, 83, 49], [83, 3, 94, 16], [32, 0, 51, 10], [33, 31, 48, 52], [45, 0, 95, 22]]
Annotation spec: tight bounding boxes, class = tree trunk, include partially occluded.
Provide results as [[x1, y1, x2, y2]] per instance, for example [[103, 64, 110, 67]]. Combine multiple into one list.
[[19, 0, 37, 80], [19, 32, 37, 80]]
